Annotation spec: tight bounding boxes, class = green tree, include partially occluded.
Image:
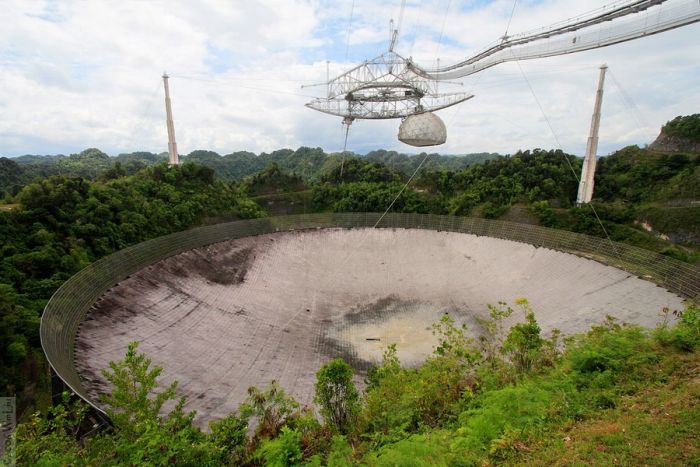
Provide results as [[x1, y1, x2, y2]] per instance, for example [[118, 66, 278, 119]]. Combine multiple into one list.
[[96, 342, 219, 465], [100, 342, 179, 433], [13, 392, 88, 465], [208, 412, 250, 461], [257, 426, 303, 466], [502, 299, 545, 373], [314, 359, 359, 434], [240, 381, 300, 440]]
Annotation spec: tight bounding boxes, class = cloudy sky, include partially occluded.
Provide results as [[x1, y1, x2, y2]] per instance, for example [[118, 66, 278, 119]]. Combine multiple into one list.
[[1, 0, 699, 158]]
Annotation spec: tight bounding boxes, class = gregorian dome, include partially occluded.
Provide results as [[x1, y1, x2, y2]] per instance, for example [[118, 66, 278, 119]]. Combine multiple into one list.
[[398, 112, 447, 147]]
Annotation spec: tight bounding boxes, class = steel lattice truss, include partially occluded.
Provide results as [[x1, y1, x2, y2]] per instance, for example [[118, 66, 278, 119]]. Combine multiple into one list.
[[305, 51, 473, 120], [305, 0, 700, 120], [410, 0, 700, 80]]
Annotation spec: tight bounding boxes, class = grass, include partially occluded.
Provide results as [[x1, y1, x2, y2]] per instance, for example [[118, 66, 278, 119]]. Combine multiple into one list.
[[509, 351, 700, 466], [252, 190, 313, 216], [497, 203, 540, 225], [0, 203, 19, 211]]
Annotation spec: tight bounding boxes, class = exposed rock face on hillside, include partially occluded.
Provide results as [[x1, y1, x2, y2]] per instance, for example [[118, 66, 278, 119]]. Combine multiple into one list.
[[649, 132, 700, 154], [649, 114, 700, 153]]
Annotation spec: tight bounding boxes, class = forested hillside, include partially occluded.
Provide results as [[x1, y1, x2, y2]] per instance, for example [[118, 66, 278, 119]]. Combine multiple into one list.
[[1, 147, 499, 197], [4, 141, 698, 265]]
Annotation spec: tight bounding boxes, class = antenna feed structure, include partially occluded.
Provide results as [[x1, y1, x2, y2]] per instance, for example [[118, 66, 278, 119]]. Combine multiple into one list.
[[305, 48, 472, 147]]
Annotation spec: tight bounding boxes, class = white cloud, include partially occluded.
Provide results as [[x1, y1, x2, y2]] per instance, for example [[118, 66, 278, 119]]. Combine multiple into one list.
[[0, 0, 698, 157]]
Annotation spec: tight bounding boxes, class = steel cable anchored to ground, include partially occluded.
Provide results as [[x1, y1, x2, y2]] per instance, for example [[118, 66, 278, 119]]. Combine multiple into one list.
[[41, 213, 699, 425]]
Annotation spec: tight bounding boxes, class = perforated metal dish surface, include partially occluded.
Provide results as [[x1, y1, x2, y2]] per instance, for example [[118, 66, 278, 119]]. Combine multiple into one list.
[[72, 225, 686, 426]]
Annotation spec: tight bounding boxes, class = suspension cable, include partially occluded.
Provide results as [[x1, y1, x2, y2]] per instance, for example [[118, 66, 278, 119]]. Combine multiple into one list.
[[435, 0, 452, 60], [339, 119, 352, 179], [514, 61, 622, 259], [120, 78, 163, 153], [344, 0, 356, 61], [373, 151, 431, 228], [503, 0, 519, 38], [608, 69, 649, 130], [396, 0, 407, 39]]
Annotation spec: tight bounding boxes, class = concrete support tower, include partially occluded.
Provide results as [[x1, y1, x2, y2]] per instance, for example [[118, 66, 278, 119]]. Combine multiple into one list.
[[163, 73, 179, 166], [577, 64, 607, 205]]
